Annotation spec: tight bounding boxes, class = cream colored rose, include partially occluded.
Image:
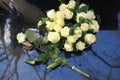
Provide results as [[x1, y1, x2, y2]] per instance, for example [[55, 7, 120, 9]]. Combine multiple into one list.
[[56, 11, 65, 19], [80, 23, 89, 31], [16, 32, 26, 43], [37, 20, 43, 27], [56, 18, 65, 27], [74, 27, 82, 38], [64, 9, 73, 19], [73, 34, 80, 41], [46, 21, 55, 30], [48, 32, 60, 43], [76, 41, 86, 51], [53, 24, 62, 32], [64, 43, 73, 52], [67, 35, 76, 44], [67, 0, 76, 9], [74, 27, 82, 34], [84, 33, 96, 44], [47, 9, 56, 19], [61, 26, 70, 37], [76, 12, 86, 23], [90, 20, 100, 33], [59, 4, 67, 11], [79, 3, 87, 8], [86, 10, 95, 20], [74, 34, 81, 39]]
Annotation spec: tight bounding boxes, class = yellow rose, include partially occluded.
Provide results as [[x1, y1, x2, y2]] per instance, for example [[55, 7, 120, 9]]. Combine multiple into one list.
[[56, 18, 65, 27], [67, 35, 76, 44], [16, 32, 26, 43], [84, 33, 96, 44], [59, 4, 67, 11], [74, 27, 82, 34], [48, 32, 60, 43], [74, 27, 82, 38], [73, 35, 80, 42], [64, 9, 73, 19], [80, 23, 89, 31], [74, 34, 80, 40], [76, 41, 86, 51], [61, 26, 70, 37], [86, 10, 95, 20], [53, 24, 62, 32], [47, 9, 56, 19], [76, 12, 86, 23], [37, 20, 43, 27], [90, 20, 100, 33], [67, 0, 76, 9], [56, 11, 65, 19], [64, 43, 73, 52], [79, 3, 87, 8], [46, 21, 55, 30]]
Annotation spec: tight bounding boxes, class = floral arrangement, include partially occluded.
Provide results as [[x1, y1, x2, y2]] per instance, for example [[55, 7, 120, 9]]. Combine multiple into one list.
[[16, 0, 100, 78]]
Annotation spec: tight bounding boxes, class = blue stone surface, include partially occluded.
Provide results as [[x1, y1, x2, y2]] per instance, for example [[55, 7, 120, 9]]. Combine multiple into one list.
[[0, 7, 120, 80]]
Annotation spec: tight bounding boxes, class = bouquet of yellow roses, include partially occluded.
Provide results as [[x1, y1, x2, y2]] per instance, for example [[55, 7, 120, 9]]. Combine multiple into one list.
[[16, 0, 100, 78]]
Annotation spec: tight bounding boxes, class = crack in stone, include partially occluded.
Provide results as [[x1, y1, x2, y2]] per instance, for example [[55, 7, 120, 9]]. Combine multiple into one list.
[[27, 53, 43, 80], [7, 56, 19, 80], [0, 56, 14, 80], [0, 52, 8, 62], [107, 68, 112, 80], [90, 49, 120, 68], [0, 56, 20, 80], [82, 56, 109, 80], [0, 56, 8, 62]]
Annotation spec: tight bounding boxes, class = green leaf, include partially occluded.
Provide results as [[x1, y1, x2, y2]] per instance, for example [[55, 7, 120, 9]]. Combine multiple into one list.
[[47, 57, 63, 69], [79, 17, 84, 24], [47, 63, 58, 69], [87, 29, 94, 33], [50, 47, 60, 59], [37, 38, 43, 44], [69, 8, 74, 12], [41, 43, 53, 53], [61, 59, 67, 65], [53, 43, 59, 48], [54, 57, 62, 65], [42, 36, 48, 44], [33, 41, 39, 49], [41, 18, 49, 23], [54, 48, 60, 55], [41, 43, 60, 59], [77, 5, 89, 13], [24, 59, 36, 65], [23, 46, 33, 51], [25, 29, 38, 42], [74, 0, 80, 13], [38, 53, 49, 63], [96, 14, 101, 24], [84, 19, 92, 24], [69, 24, 77, 35], [73, 23, 79, 28], [32, 38, 42, 49]]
